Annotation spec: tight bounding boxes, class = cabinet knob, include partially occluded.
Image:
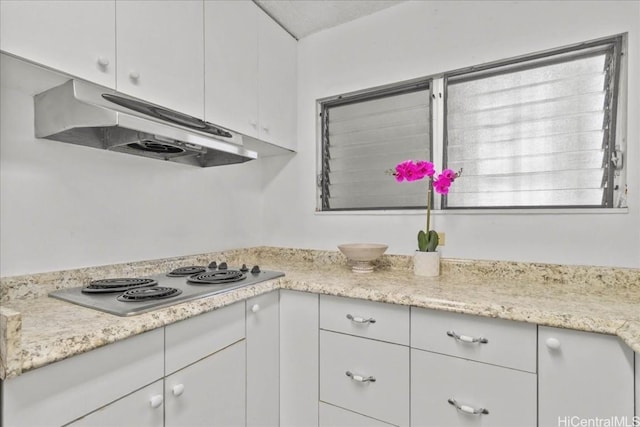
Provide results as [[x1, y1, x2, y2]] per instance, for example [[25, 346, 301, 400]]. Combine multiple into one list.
[[251, 304, 260, 313], [149, 394, 163, 408], [172, 384, 185, 396], [261, 125, 270, 133], [129, 70, 140, 81], [545, 337, 561, 350], [97, 56, 110, 67], [249, 119, 257, 128]]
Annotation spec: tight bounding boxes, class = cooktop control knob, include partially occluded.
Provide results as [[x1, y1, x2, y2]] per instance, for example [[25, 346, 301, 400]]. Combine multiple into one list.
[[240, 264, 249, 272], [218, 262, 228, 270], [208, 261, 217, 270], [250, 265, 261, 274]]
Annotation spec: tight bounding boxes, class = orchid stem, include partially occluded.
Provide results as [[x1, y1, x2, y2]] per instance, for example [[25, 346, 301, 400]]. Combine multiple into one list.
[[426, 180, 432, 234]]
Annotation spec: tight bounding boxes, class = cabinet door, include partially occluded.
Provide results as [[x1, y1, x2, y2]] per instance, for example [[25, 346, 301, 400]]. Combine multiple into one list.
[[539, 326, 634, 425], [204, 0, 259, 137], [411, 349, 536, 427], [246, 291, 280, 427], [0, 0, 116, 88], [116, 0, 204, 118], [257, 7, 297, 150], [280, 290, 319, 427], [69, 380, 163, 427], [165, 340, 246, 427], [636, 352, 639, 417]]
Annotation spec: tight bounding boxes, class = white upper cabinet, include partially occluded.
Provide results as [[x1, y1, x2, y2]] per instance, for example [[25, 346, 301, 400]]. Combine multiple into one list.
[[257, 8, 297, 150], [205, 0, 297, 151], [204, 0, 259, 137], [116, 0, 204, 118], [0, 0, 116, 88]]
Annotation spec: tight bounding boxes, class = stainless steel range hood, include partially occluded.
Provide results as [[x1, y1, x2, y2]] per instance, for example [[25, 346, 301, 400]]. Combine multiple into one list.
[[34, 80, 257, 167]]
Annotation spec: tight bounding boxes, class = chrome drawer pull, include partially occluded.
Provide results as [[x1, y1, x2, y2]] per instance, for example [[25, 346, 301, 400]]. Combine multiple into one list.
[[346, 314, 376, 324], [345, 371, 376, 383], [446, 330, 488, 344], [448, 398, 489, 415]]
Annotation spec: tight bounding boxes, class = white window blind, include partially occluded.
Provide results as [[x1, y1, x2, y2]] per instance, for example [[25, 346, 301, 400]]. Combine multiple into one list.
[[445, 40, 622, 208], [320, 82, 431, 210]]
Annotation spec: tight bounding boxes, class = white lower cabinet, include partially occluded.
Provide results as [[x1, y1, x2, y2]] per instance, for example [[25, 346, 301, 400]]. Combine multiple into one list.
[[538, 326, 635, 425], [69, 380, 164, 427], [246, 291, 280, 427], [636, 352, 639, 416], [2, 328, 164, 427], [165, 340, 246, 427], [319, 402, 397, 427], [320, 330, 410, 427], [280, 290, 320, 427], [411, 349, 536, 427]]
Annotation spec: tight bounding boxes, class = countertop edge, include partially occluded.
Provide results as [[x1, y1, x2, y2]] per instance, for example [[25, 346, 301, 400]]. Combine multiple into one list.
[[2, 277, 639, 381]]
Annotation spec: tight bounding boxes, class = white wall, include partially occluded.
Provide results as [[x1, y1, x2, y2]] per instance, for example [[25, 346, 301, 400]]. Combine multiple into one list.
[[0, 55, 265, 276], [262, 0, 640, 268]]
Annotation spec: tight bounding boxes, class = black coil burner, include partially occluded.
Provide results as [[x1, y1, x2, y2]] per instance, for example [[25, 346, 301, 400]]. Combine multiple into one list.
[[117, 286, 182, 302], [82, 278, 158, 294], [187, 270, 246, 285], [167, 266, 207, 277]]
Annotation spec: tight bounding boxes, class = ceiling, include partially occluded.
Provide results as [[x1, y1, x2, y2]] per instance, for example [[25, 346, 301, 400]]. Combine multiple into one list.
[[254, 0, 406, 40]]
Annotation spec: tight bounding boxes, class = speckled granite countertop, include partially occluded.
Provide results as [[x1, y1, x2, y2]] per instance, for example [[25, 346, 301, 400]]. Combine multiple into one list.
[[1, 247, 639, 380]]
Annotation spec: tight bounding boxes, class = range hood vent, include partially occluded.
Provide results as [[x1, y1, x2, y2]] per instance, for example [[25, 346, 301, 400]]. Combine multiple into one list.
[[34, 80, 257, 167]]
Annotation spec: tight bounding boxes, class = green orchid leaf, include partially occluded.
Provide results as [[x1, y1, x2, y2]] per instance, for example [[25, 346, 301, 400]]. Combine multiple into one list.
[[425, 230, 439, 252], [417, 230, 428, 252]]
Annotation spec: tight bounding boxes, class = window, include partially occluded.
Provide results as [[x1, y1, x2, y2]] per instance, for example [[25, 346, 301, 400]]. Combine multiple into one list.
[[318, 34, 626, 211], [319, 80, 431, 210], [444, 37, 623, 208]]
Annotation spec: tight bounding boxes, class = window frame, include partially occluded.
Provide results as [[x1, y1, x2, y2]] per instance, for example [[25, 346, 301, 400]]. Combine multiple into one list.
[[318, 78, 433, 211], [316, 33, 627, 213], [442, 35, 624, 210]]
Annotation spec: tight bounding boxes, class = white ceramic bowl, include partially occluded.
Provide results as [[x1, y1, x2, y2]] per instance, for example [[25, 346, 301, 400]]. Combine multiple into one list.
[[338, 243, 388, 273]]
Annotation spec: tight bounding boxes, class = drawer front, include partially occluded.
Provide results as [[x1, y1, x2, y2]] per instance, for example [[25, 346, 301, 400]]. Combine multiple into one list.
[[411, 349, 537, 427], [320, 295, 409, 345], [411, 307, 536, 372], [320, 330, 409, 427], [319, 402, 397, 427], [165, 301, 245, 374], [3, 328, 164, 427]]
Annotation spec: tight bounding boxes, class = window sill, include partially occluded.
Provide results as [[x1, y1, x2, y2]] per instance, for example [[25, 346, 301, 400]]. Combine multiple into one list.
[[314, 208, 629, 216]]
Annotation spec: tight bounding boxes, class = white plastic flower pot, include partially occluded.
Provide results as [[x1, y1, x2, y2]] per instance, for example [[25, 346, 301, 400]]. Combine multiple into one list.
[[413, 250, 440, 277]]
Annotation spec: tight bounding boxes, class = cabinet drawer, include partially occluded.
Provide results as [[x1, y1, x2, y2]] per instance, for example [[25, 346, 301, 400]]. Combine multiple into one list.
[[2, 328, 164, 427], [319, 402, 397, 427], [411, 349, 537, 427], [165, 302, 245, 375], [320, 330, 409, 427], [411, 308, 536, 372], [320, 295, 409, 345]]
